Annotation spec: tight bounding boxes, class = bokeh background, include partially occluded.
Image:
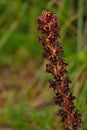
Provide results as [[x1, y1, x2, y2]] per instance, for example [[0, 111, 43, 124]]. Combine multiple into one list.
[[0, 0, 87, 130]]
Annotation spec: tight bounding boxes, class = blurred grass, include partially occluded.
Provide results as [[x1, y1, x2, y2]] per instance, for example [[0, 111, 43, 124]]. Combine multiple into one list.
[[77, 0, 84, 52], [0, 0, 87, 130]]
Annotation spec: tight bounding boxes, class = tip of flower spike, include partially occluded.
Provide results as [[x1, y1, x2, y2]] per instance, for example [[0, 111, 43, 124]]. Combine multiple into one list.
[[37, 9, 59, 37]]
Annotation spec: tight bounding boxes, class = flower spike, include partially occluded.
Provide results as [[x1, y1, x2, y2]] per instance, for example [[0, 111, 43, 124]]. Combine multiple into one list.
[[37, 9, 82, 130]]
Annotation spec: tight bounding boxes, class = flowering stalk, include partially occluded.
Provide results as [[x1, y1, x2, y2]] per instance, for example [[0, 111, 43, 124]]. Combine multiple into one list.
[[37, 9, 82, 130]]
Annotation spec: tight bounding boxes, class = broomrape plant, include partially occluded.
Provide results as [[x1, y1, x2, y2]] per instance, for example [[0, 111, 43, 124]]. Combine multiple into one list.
[[37, 9, 82, 130]]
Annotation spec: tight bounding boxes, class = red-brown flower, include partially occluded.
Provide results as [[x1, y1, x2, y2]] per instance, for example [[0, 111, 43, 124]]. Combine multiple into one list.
[[37, 9, 82, 130]]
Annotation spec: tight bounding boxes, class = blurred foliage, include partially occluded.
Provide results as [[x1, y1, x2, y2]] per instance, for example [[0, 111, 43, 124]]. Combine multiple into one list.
[[0, 0, 87, 130]]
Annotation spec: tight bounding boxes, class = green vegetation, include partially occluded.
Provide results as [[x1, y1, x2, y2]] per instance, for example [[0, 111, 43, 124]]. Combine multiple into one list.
[[0, 0, 87, 129]]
